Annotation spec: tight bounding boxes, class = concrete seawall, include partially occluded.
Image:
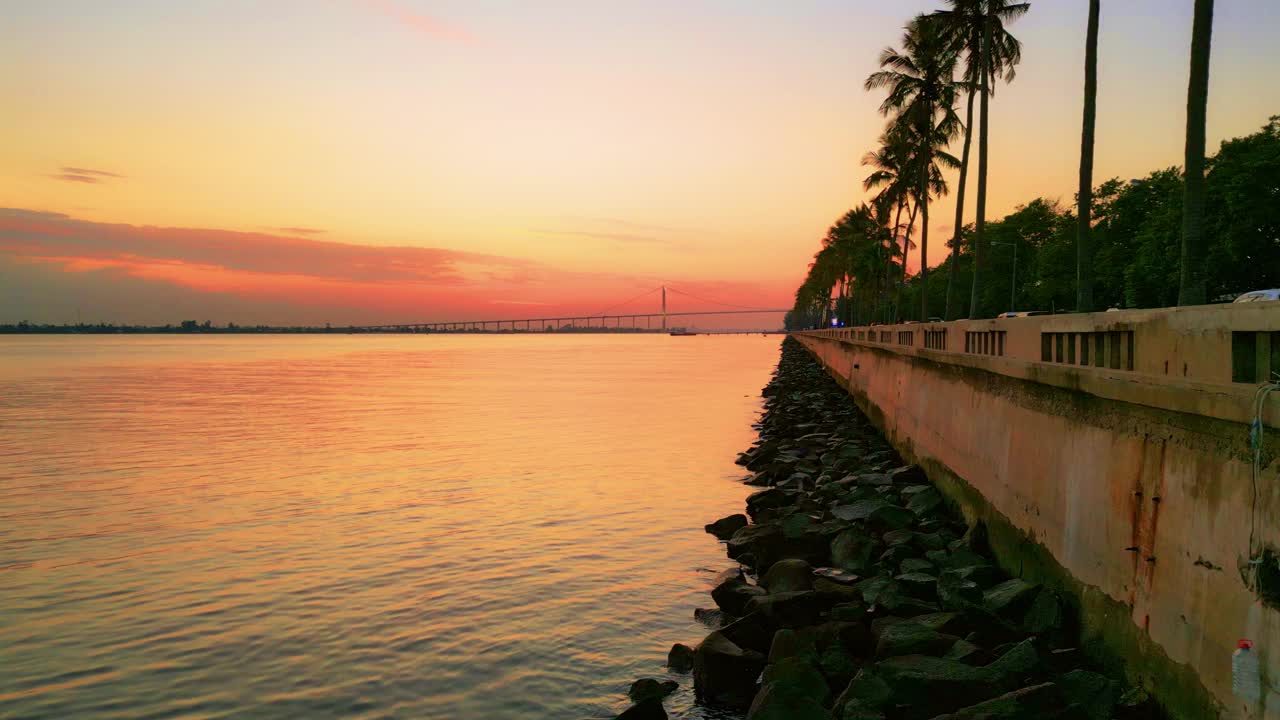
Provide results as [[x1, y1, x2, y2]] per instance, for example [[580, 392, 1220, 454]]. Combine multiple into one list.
[[795, 303, 1280, 719]]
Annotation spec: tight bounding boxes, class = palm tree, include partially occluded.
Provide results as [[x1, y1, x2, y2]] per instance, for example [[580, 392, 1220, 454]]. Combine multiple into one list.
[[863, 136, 915, 321], [1178, 0, 1214, 306], [866, 17, 963, 321], [1076, 0, 1100, 312], [932, 0, 1029, 319]]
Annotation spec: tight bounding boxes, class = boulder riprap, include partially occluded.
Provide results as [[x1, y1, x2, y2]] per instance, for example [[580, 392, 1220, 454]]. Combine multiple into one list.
[[705, 513, 749, 540], [659, 338, 1159, 719]]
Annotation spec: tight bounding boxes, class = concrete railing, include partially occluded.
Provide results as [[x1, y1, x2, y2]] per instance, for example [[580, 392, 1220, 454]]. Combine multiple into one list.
[[793, 302, 1280, 719], [798, 303, 1280, 429]]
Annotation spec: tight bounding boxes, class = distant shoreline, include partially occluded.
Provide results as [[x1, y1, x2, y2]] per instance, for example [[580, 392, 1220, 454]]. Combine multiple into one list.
[[0, 324, 785, 335]]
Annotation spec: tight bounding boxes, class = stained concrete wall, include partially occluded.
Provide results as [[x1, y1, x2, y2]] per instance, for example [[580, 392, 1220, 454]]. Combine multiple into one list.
[[795, 303, 1280, 720]]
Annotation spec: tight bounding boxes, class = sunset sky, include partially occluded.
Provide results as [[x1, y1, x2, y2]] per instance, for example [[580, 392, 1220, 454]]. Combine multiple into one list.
[[2, 0, 1278, 327]]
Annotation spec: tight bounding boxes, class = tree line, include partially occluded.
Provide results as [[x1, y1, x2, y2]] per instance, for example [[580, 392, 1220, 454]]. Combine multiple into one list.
[[786, 0, 1267, 331]]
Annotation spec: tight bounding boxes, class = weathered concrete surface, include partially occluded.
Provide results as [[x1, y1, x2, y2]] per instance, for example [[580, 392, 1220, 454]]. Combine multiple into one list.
[[795, 317, 1280, 720]]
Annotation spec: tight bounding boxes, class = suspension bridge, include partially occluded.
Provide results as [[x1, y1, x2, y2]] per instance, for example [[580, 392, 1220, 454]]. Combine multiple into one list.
[[348, 285, 788, 333]]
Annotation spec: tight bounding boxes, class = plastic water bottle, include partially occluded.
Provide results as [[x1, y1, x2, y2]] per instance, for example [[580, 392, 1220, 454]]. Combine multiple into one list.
[[1233, 639, 1262, 703]]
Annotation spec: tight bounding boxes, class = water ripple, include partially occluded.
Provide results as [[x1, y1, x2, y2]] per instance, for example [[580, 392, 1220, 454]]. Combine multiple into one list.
[[0, 334, 781, 718]]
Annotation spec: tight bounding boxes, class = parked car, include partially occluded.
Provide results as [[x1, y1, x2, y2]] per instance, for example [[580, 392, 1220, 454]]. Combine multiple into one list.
[[996, 311, 1050, 318], [1234, 289, 1280, 303]]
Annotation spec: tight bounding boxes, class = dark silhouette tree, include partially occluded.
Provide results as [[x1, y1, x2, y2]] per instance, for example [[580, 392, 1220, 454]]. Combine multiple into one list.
[[866, 17, 962, 321], [1076, 0, 1100, 312], [1178, 0, 1214, 305]]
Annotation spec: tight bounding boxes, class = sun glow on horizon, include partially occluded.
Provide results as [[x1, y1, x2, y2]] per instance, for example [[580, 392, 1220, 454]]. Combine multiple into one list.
[[2, 0, 1277, 325]]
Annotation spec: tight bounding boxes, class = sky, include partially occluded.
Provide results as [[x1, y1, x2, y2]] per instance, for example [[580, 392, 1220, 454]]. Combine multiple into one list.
[[2, 0, 1278, 327]]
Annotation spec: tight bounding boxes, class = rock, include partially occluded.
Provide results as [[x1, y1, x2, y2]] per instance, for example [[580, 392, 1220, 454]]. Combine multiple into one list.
[[815, 620, 872, 664], [934, 682, 1070, 719], [814, 567, 862, 585], [705, 513, 749, 540], [914, 531, 950, 551], [842, 707, 887, 720], [746, 488, 798, 521], [906, 612, 967, 635], [615, 698, 667, 720], [1021, 588, 1064, 635], [834, 668, 894, 712], [628, 678, 678, 703], [831, 498, 891, 522], [894, 572, 939, 600], [906, 487, 944, 515], [781, 512, 819, 539], [719, 612, 774, 654], [667, 643, 695, 673], [728, 523, 782, 559], [711, 568, 766, 615], [901, 556, 931, 571], [874, 655, 999, 718], [874, 621, 960, 659], [694, 607, 726, 627], [866, 503, 915, 532], [776, 471, 815, 491], [744, 590, 824, 629], [937, 571, 984, 611], [693, 631, 767, 710], [952, 522, 990, 554], [983, 579, 1039, 619], [854, 575, 899, 607], [760, 655, 832, 706], [886, 465, 928, 484], [747, 677, 831, 720], [1057, 670, 1116, 720], [769, 628, 817, 663], [944, 639, 991, 665], [831, 529, 880, 573], [1046, 647, 1086, 674], [882, 529, 917, 546], [880, 596, 940, 618], [761, 558, 815, 593], [814, 577, 863, 604], [984, 639, 1043, 691], [830, 602, 869, 622]]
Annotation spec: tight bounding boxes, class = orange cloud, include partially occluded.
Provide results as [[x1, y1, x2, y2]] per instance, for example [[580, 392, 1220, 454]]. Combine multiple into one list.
[[47, 166, 124, 184]]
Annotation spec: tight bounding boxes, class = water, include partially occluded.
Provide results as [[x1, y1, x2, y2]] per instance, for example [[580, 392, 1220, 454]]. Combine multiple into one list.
[[0, 334, 782, 719]]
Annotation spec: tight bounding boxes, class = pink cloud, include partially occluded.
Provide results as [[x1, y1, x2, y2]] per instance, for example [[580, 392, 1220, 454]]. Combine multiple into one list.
[[359, 0, 477, 45], [0, 208, 791, 325]]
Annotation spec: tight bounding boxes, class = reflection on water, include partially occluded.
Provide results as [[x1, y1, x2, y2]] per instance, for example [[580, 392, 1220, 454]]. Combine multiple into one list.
[[0, 334, 781, 719]]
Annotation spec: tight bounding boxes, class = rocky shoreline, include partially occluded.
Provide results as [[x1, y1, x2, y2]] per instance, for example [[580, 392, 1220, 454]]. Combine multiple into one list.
[[611, 337, 1159, 720]]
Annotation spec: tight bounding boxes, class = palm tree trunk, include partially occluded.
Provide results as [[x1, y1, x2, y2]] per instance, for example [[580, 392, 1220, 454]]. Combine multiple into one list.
[[886, 200, 905, 322], [968, 21, 992, 319], [897, 202, 919, 323], [945, 86, 976, 321], [1178, 0, 1214, 306], [920, 154, 930, 322], [1077, 0, 1100, 313]]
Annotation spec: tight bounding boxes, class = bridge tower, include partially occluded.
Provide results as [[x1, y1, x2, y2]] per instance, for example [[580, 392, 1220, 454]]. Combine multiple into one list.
[[662, 285, 667, 331]]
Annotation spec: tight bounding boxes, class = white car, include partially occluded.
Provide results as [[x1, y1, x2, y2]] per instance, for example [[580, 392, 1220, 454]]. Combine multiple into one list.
[[1234, 289, 1280, 303]]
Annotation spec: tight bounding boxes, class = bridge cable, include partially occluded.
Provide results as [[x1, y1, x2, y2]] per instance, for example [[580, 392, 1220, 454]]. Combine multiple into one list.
[[664, 286, 770, 311], [586, 285, 663, 318]]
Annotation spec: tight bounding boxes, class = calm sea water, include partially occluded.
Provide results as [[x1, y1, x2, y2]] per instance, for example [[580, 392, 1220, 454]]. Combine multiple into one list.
[[0, 334, 781, 719]]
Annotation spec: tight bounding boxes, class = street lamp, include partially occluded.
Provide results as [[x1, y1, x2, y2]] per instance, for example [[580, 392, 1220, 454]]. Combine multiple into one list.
[[990, 240, 1018, 312]]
